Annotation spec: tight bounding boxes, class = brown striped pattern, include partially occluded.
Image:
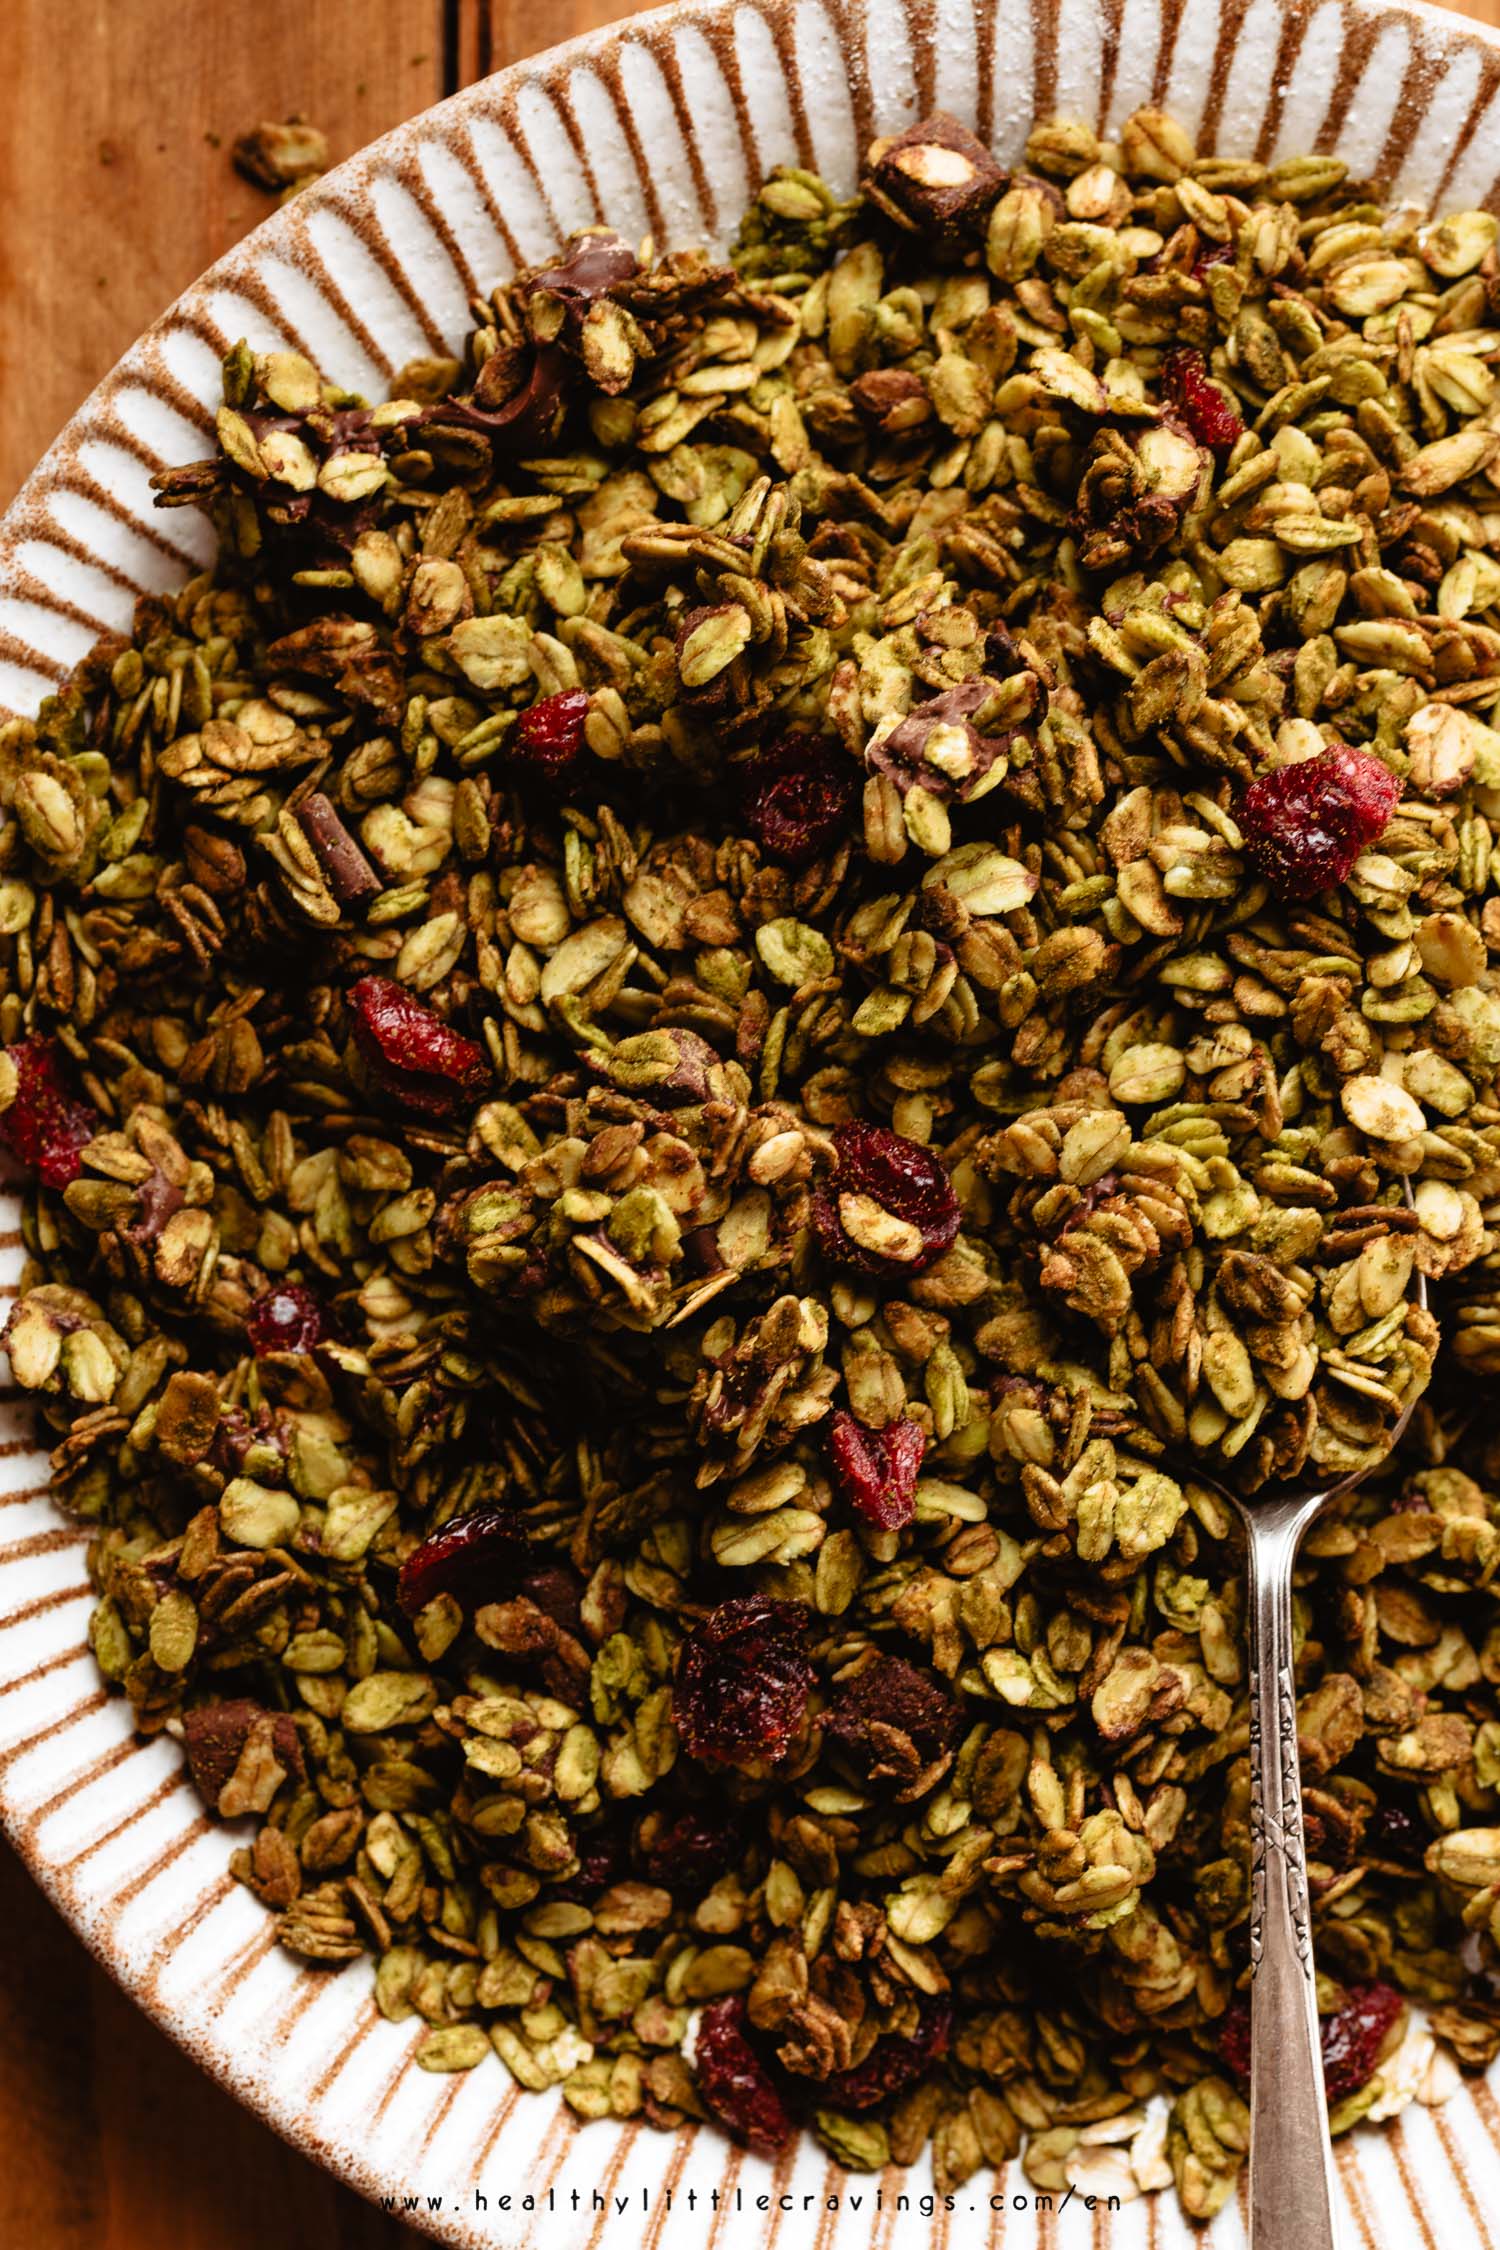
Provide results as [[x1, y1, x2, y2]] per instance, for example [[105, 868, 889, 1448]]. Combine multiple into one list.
[[3, 0, 1500, 2240]]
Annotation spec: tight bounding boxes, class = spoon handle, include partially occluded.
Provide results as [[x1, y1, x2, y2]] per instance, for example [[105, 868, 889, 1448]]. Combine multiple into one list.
[[1245, 1507, 1340, 2250]]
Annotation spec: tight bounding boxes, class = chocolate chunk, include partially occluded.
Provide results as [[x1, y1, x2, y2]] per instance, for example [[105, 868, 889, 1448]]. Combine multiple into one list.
[[129, 1168, 187, 1244], [422, 345, 571, 457], [521, 231, 641, 329], [182, 1698, 304, 1808], [296, 790, 381, 909], [863, 114, 1006, 251], [868, 677, 1032, 803]]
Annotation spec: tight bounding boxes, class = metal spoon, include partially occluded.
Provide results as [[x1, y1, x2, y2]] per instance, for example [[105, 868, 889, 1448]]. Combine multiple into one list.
[[1172, 1224, 1429, 2250]]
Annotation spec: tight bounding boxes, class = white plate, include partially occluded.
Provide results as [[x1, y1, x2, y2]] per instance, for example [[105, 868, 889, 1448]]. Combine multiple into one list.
[[4, 0, 1500, 2240]]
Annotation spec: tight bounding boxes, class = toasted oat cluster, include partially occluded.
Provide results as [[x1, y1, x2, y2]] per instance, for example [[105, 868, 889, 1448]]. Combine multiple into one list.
[[7, 106, 1500, 2215]]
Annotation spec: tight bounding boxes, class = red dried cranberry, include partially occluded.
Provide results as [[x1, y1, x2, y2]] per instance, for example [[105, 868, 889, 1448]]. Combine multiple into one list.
[[555, 1822, 632, 1903], [1321, 1980, 1405, 2106], [740, 734, 858, 869], [348, 975, 489, 1119], [812, 1122, 961, 1279], [828, 1411, 926, 1530], [694, 1996, 795, 2154], [245, 1283, 323, 1357], [673, 1595, 815, 1771], [1191, 241, 1234, 280], [518, 1561, 585, 1635], [1238, 743, 1400, 901], [510, 689, 590, 787], [1217, 1997, 1252, 2085], [1162, 346, 1244, 452], [824, 1655, 960, 1794], [397, 1502, 530, 1617], [820, 1997, 952, 2111], [634, 1805, 738, 1888], [1218, 1979, 1404, 2107], [0, 1036, 100, 1190]]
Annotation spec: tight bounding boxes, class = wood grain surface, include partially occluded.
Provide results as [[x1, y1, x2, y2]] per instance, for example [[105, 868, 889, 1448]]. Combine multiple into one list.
[[2, 0, 1499, 2244]]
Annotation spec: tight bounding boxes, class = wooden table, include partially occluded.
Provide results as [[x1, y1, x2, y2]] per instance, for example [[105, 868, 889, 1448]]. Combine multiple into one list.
[[2, 0, 1499, 2242]]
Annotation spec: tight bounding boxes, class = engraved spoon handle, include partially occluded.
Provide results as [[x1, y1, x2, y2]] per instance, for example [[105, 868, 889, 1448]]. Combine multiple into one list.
[[1244, 1503, 1339, 2250]]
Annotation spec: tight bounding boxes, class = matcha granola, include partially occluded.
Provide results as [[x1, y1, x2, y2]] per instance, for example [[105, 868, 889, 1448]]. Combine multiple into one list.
[[6, 103, 1500, 2215]]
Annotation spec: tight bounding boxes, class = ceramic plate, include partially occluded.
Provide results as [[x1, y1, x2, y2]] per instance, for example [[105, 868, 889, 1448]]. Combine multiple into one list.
[[5, 0, 1500, 2240]]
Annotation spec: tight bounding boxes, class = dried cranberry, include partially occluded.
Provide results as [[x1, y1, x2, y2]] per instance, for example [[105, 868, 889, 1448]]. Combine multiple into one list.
[[510, 689, 590, 787], [740, 734, 858, 869], [820, 1997, 952, 2111], [634, 1805, 738, 1888], [1162, 346, 1244, 452], [348, 975, 489, 1118], [1238, 743, 1400, 901], [828, 1411, 926, 1530], [673, 1595, 815, 1771], [245, 1283, 323, 1356], [824, 1656, 960, 1795], [1218, 1979, 1404, 2106], [1366, 1801, 1425, 1865], [694, 1996, 795, 2154], [518, 1561, 585, 1635], [1191, 241, 1234, 280], [397, 1502, 530, 1617], [1321, 1980, 1405, 2105], [812, 1122, 961, 1279], [0, 1036, 100, 1189], [1218, 1998, 1251, 2085], [555, 1822, 632, 1903]]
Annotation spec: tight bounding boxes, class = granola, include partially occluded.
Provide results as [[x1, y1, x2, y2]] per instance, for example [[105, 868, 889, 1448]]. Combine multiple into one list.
[[4, 105, 1500, 2214]]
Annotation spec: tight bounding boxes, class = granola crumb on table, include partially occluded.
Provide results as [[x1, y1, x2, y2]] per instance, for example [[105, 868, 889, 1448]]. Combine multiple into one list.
[[5, 103, 1500, 2216]]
